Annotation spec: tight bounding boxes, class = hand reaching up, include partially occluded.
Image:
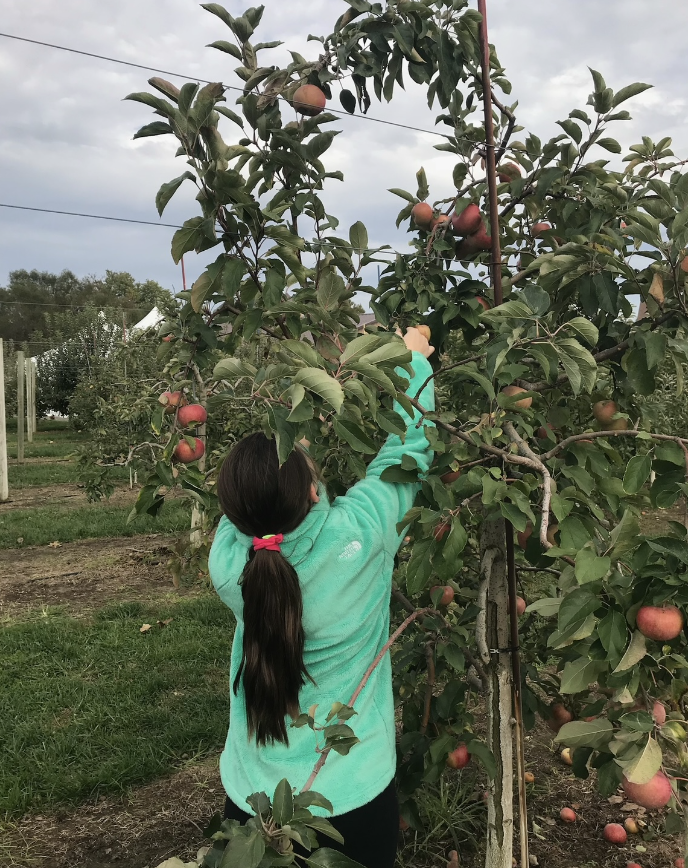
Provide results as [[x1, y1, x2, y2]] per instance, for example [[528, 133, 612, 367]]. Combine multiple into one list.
[[400, 326, 435, 358]]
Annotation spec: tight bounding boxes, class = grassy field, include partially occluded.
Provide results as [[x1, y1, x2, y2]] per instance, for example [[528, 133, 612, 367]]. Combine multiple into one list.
[[0, 595, 233, 816], [0, 499, 191, 548], [8, 461, 130, 487]]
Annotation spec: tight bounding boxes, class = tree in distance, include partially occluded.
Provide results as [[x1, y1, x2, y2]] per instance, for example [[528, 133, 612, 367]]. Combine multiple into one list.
[[292, 84, 326, 116], [636, 605, 684, 640], [173, 437, 205, 464]]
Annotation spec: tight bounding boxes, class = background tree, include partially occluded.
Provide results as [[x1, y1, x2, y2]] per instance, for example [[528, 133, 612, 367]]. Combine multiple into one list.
[[126, 2, 688, 866], [0, 269, 171, 351]]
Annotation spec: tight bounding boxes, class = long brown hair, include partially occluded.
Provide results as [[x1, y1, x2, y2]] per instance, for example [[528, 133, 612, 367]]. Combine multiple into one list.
[[217, 432, 314, 745]]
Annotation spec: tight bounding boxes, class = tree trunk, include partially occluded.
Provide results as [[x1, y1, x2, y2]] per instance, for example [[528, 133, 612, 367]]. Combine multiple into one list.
[[480, 516, 514, 868]]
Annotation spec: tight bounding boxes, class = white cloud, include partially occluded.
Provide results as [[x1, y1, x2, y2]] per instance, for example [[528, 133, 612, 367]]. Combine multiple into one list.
[[0, 0, 686, 294]]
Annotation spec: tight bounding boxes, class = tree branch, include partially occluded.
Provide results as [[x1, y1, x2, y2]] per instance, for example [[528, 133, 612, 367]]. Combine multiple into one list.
[[504, 421, 553, 550]]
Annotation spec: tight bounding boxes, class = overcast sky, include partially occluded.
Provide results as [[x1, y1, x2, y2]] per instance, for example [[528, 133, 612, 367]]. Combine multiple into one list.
[[0, 0, 686, 302]]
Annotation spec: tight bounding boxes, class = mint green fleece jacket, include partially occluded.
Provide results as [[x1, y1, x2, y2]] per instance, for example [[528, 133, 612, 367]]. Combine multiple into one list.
[[208, 352, 435, 817]]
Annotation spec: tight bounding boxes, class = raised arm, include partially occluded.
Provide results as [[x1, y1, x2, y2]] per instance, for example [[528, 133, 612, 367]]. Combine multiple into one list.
[[334, 329, 436, 555]]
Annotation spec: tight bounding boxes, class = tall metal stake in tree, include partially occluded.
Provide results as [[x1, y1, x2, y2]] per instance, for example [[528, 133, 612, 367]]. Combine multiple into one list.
[[477, 2, 529, 867], [16, 351, 25, 464], [0, 340, 8, 502]]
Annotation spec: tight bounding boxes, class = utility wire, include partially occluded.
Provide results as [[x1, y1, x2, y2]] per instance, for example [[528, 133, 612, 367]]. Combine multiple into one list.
[[0, 202, 412, 258], [0, 31, 452, 140], [0, 203, 182, 229]]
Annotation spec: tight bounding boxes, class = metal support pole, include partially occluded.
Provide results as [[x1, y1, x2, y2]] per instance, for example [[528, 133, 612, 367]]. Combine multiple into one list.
[[0, 340, 8, 501], [26, 358, 33, 444], [16, 351, 25, 463]]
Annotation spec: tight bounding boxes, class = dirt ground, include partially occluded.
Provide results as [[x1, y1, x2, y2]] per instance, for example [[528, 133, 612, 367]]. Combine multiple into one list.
[[0, 483, 138, 512], [1, 760, 223, 868], [0, 534, 186, 618]]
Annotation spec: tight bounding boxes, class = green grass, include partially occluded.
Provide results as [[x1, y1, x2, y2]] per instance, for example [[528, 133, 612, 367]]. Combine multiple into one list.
[[8, 462, 130, 488], [0, 595, 233, 817], [6, 425, 88, 460], [0, 499, 191, 548]]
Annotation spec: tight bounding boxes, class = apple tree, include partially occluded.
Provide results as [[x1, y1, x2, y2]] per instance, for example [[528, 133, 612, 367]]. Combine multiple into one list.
[[128, 1, 688, 865]]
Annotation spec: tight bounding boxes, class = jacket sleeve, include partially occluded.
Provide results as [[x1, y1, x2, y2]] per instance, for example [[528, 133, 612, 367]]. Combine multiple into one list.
[[333, 351, 435, 555]]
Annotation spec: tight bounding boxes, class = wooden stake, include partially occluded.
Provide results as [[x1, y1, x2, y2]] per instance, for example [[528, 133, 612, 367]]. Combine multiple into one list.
[[16, 351, 25, 463], [0, 340, 8, 502], [32, 361, 37, 435]]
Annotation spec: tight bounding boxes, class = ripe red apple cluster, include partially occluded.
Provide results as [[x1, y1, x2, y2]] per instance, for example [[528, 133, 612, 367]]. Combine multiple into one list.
[[160, 390, 208, 465]]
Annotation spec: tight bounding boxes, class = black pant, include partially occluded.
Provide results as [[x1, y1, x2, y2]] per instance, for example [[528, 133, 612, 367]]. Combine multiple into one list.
[[223, 780, 399, 868]]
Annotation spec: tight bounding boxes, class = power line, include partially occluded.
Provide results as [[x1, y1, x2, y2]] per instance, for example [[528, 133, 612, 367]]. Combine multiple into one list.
[[0, 31, 451, 141], [0, 203, 182, 229], [0, 202, 411, 258]]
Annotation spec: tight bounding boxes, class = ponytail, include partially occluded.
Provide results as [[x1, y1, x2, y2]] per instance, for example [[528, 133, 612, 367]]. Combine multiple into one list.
[[217, 433, 315, 746]]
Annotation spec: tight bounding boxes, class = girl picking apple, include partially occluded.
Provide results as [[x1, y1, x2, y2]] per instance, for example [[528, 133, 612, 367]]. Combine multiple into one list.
[[209, 328, 435, 868]]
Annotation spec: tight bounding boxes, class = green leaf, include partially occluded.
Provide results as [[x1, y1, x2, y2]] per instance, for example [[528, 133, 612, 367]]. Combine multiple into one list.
[[304, 817, 345, 845], [294, 791, 334, 813], [171, 217, 206, 264], [317, 270, 346, 311], [554, 719, 614, 749], [609, 511, 640, 556], [575, 548, 611, 584], [281, 340, 323, 368], [333, 419, 377, 453], [623, 454, 652, 495], [207, 39, 243, 59], [598, 609, 628, 662], [340, 334, 385, 365], [219, 830, 265, 868], [292, 368, 344, 412], [340, 89, 357, 114], [133, 121, 173, 139], [612, 630, 647, 673], [305, 850, 367, 868], [272, 779, 294, 826], [619, 711, 655, 733], [566, 317, 599, 347], [612, 82, 652, 107], [360, 342, 411, 367], [349, 221, 368, 253], [201, 2, 235, 28], [388, 188, 416, 203], [213, 357, 257, 380], [560, 657, 606, 694], [597, 137, 622, 153], [525, 597, 561, 617], [618, 737, 663, 785]]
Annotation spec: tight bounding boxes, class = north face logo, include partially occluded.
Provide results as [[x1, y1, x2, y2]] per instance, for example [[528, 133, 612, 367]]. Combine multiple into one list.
[[338, 540, 362, 560]]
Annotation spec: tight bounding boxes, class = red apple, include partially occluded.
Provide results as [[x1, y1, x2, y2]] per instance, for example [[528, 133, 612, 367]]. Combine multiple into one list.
[[451, 203, 482, 235], [675, 859, 685, 868], [560, 807, 577, 823], [476, 297, 491, 311], [431, 585, 455, 606], [173, 437, 205, 464], [160, 390, 187, 413], [411, 202, 434, 230], [652, 701, 667, 726], [440, 468, 461, 484], [547, 702, 573, 733], [292, 84, 326, 116], [162, 334, 175, 342], [177, 403, 208, 428], [622, 771, 673, 809], [517, 524, 533, 550], [498, 162, 521, 182], [431, 214, 451, 231], [624, 818, 639, 834], [680, 256, 688, 274], [532, 222, 551, 237], [603, 823, 627, 845], [516, 596, 527, 616], [469, 226, 492, 250], [399, 815, 409, 831], [446, 743, 471, 769], [626, 863, 643, 868], [536, 423, 555, 440], [636, 605, 684, 641], [592, 400, 619, 425], [501, 385, 533, 410], [433, 522, 451, 542]]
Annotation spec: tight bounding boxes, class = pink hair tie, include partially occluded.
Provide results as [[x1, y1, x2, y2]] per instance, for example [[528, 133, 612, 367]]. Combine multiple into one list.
[[252, 533, 284, 552]]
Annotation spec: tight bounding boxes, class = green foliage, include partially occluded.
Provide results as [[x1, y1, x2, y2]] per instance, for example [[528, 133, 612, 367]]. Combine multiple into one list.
[[127, 0, 688, 841]]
